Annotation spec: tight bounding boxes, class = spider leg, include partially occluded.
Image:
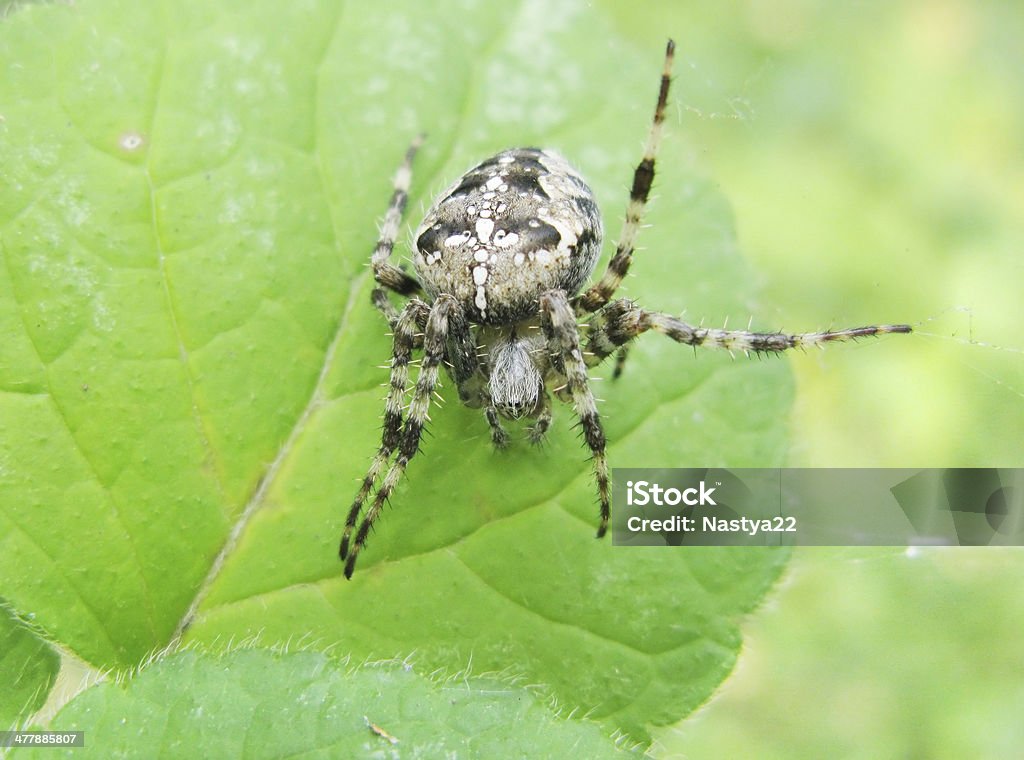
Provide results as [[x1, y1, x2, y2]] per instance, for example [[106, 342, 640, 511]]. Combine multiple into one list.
[[371, 135, 425, 321], [584, 298, 912, 360], [442, 301, 478, 397], [527, 391, 553, 445], [371, 287, 401, 328], [611, 345, 630, 379], [340, 299, 428, 560], [540, 290, 610, 537], [373, 282, 430, 352], [577, 40, 675, 314], [485, 405, 510, 449], [343, 294, 461, 578]]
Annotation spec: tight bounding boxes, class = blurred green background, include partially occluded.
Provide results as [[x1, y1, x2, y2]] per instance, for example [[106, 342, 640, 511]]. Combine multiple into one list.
[[602, 0, 1022, 469], [597, 1, 1024, 756], [669, 547, 1024, 758]]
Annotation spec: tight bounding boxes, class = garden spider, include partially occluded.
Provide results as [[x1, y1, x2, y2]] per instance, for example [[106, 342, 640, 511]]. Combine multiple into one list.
[[338, 40, 910, 577]]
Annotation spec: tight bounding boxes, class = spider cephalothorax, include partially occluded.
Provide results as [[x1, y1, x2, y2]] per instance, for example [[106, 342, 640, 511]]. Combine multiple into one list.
[[338, 40, 910, 578]]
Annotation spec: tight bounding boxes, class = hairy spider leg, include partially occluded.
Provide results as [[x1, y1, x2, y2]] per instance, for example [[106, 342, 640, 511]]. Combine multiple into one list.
[[343, 295, 461, 578], [340, 299, 427, 560], [611, 345, 630, 379], [541, 290, 611, 537], [371, 135, 425, 322], [527, 391, 554, 445], [584, 298, 912, 360], [485, 405, 510, 449], [577, 39, 675, 315]]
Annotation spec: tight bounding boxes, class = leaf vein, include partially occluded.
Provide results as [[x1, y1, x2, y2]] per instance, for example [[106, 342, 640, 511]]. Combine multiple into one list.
[[143, 43, 231, 515]]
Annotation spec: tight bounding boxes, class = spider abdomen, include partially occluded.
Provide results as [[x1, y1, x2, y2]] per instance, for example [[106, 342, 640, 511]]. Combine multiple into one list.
[[413, 148, 603, 324]]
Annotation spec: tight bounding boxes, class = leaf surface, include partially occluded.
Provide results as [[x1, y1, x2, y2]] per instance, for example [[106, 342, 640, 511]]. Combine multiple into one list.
[[0, 604, 58, 726], [0, 0, 790, 743], [17, 650, 637, 758]]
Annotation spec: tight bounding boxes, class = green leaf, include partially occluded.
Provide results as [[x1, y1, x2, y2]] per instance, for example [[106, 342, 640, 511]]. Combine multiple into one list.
[[1, 0, 790, 744], [16, 649, 638, 758], [0, 603, 59, 726]]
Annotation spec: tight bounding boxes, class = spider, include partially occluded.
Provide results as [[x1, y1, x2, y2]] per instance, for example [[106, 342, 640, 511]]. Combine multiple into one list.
[[338, 40, 910, 578]]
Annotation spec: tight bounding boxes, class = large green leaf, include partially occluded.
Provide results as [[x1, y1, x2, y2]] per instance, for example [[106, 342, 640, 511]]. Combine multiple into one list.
[[17, 649, 638, 758], [1, 0, 790, 745]]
